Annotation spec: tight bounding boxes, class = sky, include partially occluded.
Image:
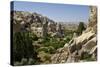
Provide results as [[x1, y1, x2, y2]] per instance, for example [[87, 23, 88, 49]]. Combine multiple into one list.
[[11, 1, 90, 23]]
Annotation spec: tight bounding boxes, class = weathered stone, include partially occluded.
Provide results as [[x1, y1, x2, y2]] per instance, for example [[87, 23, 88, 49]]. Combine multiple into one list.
[[76, 31, 95, 45], [82, 37, 97, 52], [69, 41, 76, 53], [89, 46, 97, 55], [64, 43, 69, 48], [12, 11, 65, 37], [88, 6, 97, 27], [66, 55, 75, 63], [73, 32, 78, 38]]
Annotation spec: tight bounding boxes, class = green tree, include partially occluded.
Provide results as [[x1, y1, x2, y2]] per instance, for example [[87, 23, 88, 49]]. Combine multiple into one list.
[[77, 22, 86, 35], [13, 32, 38, 65]]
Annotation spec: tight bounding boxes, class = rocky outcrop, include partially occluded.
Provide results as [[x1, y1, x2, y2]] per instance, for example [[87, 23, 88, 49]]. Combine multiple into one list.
[[51, 47, 69, 63], [88, 6, 97, 28], [51, 6, 97, 63], [11, 11, 64, 37]]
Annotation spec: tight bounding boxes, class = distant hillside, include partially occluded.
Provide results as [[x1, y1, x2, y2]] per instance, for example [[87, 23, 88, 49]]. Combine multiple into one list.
[[11, 11, 65, 37]]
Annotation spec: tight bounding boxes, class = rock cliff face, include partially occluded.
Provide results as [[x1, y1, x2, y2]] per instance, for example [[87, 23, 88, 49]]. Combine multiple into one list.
[[11, 11, 64, 37], [88, 6, 97, 28], [51, 6, 97, 63]]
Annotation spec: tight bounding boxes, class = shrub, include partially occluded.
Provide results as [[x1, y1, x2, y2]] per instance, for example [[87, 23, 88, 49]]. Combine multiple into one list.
[[77, 22, 86, 35], [48, 46, 55, 54], [37, 47, 49, 53], [21, 58, 28, 65], [37, 51, 51, 62], [13, 32, 38, 65], [28, 58, 35, 65]]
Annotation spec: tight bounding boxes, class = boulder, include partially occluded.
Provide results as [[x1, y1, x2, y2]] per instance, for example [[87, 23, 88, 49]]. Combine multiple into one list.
[[89, 46, 97, 55], [51, 47, 69, 63], [69, 41, 76, 53], [64, 43, 69, 48], [76, 31, 95, 45], [82, 37, 97, 52]]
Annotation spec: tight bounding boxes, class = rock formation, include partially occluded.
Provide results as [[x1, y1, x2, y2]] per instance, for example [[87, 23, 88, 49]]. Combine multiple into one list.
[[11, 11, 64, 37], [51, 6, 97, 63]]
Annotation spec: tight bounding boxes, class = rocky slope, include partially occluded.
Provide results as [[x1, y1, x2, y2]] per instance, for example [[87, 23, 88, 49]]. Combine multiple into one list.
[[51, 6, 97, 63], [11, 11, 64, 37], [11, 11, 55, 32]]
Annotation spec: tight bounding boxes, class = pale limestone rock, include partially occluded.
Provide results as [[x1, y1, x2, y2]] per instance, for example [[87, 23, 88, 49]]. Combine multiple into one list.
[[76, 31, 95, 45], [64, 43, 69, 48], [83, 37, 97, 52]]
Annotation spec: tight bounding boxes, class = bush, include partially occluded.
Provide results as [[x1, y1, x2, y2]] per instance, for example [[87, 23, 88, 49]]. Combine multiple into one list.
[[77, 22, 86, 35], [37, 47, 49, 53], [48, 46, 55, 54], [37, 51, 51, 62], [14, 61, 22, 66], [80, 52, 95, 61], [43, 37, 65, 50], [32, 33, 38, 41], [21, 58, 28, 65], [13, 32, 38, 65], [37, 46, 55, 54], [28, 58, 35, 65]]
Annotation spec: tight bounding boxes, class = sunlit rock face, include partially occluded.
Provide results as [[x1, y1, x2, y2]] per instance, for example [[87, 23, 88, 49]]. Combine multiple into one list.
[[12, 11, 64, 37], [51, 6, 97, 63], [88, 6, 97, 27], [87, 6, 97, 34]]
